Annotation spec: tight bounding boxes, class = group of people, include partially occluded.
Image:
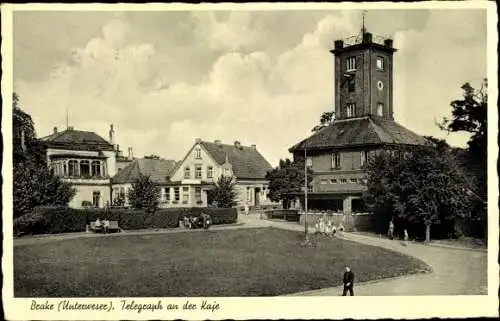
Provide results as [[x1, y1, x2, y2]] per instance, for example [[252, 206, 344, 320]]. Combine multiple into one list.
[[94, 218, 110, 233], [314, 216, 344, 237], [388, 220, 409, 245], [183, 213, 212, 230]]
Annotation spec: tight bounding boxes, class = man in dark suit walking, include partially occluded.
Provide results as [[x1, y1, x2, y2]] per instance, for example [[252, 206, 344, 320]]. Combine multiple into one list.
[[342, 265, 354, 296]]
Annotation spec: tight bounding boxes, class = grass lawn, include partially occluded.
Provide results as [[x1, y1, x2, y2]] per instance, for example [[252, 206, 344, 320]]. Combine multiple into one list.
[[14, 228, 429, 297]]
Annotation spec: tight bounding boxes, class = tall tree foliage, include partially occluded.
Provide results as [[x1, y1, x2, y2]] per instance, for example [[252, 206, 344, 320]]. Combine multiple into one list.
[[207, 175, 238, 208], [127, 174, 161, 213], [265, 157, 313, 208], [363, 146, 475, 242], [13, 93, 76, 218], [440, 80, 487, 159], [312, 111, 335, 132], [439, 80, 487, 238]]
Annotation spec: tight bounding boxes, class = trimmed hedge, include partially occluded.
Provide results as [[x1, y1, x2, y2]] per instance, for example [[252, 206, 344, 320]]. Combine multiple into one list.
[[14, 206, 237, 236], [186, 208, 237, 225]]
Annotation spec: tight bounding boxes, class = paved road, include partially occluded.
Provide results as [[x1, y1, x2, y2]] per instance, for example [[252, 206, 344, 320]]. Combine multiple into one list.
[[238, 214, 488, 296]]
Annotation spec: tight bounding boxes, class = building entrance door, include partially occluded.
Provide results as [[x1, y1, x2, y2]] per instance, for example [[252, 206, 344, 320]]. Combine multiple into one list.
[[254, 188, 260, 206]]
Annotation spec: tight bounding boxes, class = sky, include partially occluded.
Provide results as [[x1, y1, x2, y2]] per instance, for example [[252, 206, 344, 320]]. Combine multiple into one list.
[[13, 8, 487, 166]]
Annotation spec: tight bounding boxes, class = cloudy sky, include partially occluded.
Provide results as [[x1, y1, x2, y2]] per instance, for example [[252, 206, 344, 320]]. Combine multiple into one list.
[[13, 8, 487, 166]]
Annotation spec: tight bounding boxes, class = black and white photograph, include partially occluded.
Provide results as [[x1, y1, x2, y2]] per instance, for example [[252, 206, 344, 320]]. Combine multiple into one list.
[[2, 2, 498, 320]]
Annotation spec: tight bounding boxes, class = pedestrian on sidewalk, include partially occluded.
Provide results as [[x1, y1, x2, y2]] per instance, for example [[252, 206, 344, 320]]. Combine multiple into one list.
[[388, 220, 395, 240], [402, 229, 409, 246], [244, 202, 249, 216], [342, 265, 354, 296]]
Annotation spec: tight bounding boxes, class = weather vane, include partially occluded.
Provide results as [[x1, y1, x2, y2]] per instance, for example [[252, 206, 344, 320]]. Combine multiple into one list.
[[361, 10, 368, 34]]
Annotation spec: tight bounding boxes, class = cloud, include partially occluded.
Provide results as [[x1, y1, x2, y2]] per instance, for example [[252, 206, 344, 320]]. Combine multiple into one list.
[[14, 10, 487, 166]]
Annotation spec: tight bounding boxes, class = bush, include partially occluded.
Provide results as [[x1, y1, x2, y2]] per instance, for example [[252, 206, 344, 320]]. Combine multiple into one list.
[[145, 208, 185, 229], [39, 206, 88, 234], [14, 206, 237, 236], [186, 208, 237, 225], [14, 212, 50, 236]]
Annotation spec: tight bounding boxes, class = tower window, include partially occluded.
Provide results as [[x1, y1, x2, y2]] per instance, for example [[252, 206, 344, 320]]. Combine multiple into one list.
[[348, 78, 355, 92], [346, 56, 356, 71], [346, 103, 356, 118], [377, 103, 384, 116], [376, 57, 385, 70]]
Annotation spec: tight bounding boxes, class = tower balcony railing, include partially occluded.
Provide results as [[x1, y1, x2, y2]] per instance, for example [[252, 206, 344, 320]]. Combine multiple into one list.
[[342, 34, 389, 47]]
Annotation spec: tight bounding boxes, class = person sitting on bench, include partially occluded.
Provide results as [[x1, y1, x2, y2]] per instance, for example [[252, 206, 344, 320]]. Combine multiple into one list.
[[103, 219, 110, 233]]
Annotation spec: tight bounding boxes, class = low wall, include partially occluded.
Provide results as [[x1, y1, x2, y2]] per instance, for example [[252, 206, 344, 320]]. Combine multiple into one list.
[[299, 212, 376, 232], [264, 209, 300, 222]]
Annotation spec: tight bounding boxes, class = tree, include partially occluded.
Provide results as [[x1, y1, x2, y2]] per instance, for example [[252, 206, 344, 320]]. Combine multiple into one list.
[[266, 158, 313, 208], [363, 145, 475, 242], [312, 111, 335, 132], [439, 80, 487, 238], [13, 93, 76, 218], [207, 175, 238, 208], [127, 174, 161, 213], [440, 79, 487, 159]]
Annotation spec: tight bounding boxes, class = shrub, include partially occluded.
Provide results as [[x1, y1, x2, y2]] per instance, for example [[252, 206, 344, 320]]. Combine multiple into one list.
[[14, 211, 50, 236], [81, 200, 93, 207], [14, 206, 237, 236], [115, 210, 146, 230], [144, 208, 185, 229], [187, 208, 237, 225], [39, 206, 87, 234]]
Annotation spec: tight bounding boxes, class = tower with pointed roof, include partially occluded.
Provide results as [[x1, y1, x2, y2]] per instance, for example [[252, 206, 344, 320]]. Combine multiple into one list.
[[288, 13, 431, 219]]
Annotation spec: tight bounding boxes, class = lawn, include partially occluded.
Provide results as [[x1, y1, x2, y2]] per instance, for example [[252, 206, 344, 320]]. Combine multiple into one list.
[[14, 228, 429, 297]]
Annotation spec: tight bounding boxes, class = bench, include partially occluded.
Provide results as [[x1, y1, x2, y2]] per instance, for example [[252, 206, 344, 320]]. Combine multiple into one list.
[[108, 220, 121, 232], [89, 221, 121, 233]]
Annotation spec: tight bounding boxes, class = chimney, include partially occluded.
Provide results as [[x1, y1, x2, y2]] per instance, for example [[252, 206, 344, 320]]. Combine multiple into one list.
[[334, 40, 344, 50], [128, 147, 133, 160], [53, 127, 58, 134], [362, 32, 373, 44], [250, 144, 256, 150], [109, 124, 115, 145], [384, 39, 393, 48], [195, 138, 201, 144], [234, 141, 241, 149]]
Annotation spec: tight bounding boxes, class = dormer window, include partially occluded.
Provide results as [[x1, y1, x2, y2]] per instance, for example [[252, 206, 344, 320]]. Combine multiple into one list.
[[346, 103, 355, 118], [346, 56, 356, 71], [376, 57, 385, 70]]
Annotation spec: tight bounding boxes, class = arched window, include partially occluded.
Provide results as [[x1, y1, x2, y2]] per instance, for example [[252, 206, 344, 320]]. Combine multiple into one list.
[[91, 161, 101, 177]]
